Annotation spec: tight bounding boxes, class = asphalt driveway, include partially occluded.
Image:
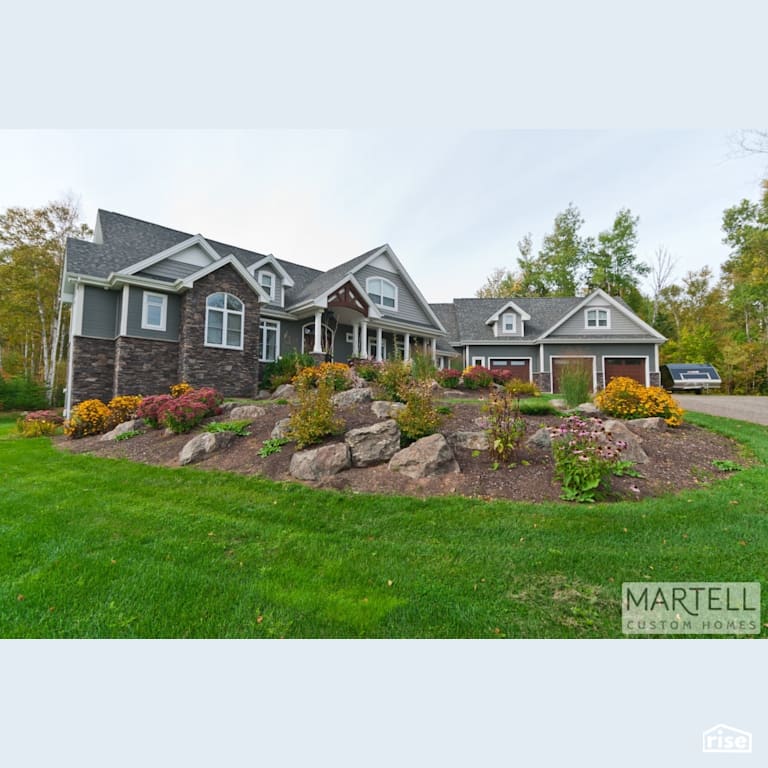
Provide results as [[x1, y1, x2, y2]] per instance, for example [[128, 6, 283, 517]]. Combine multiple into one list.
[[675, 395, 768, 426]]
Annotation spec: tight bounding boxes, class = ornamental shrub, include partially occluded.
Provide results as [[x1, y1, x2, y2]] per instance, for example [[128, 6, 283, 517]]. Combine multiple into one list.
[[293, 362, 351, 392], [437, 369, 462, 388], [461, 365, 494, 390], [504, 380, 541, 398], [594, 377, 684, 426], [395, 381, 443, 445], [64, 399, 112, 439], [410, 351, 437, 382], [107, 395, 143, 426], [377, 358, 412, 402], [261, 350, 314, 390], [483, 389, 526, 465], [170, 382, 193, 398], [161, 388, 222, 434], [352, 359, 381, 382], [137, 394, 174, 429], [548, 415, 627, 502], [16, 410, 64, 438], [288, 377, 343, 449]]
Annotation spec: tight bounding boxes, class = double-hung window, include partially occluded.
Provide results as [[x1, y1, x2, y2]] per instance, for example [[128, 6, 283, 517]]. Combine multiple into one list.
[[142, 292, 167, 331], [205, 292, 244, 349], [258, 270, 275, 301], [501, 312, 516, 334]]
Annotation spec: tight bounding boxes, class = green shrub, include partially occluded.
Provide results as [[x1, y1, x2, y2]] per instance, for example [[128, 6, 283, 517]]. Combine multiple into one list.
[[288, 378, 344, 449], [395, 381, 443, 445], [377, 358, 412, 402], [261, 350, 314, 390], [483, 389, 526, 465], [518, 399, 558, 416], [258, 437, 289, 457], [203, 420, 251, 437], [114, 429, 142, 442], [559, 365, 592, 408], [352, 359, 381, 382], [0, 375, 47, 411]]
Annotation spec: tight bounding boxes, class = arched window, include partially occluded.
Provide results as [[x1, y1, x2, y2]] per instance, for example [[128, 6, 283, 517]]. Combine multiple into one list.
[[366, 276, 397, 310], [205, 292, 244, 349]]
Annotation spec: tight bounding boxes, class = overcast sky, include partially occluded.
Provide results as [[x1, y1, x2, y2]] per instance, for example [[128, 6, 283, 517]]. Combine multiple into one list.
[[1, 129, 766, 302]]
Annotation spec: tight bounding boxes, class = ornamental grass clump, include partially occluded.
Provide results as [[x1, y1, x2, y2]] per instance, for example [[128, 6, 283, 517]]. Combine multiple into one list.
[[395, 381, 443, 445], [559, 365, 592, 408], [483, 389, 526, 465], [549, 415, 627, 502], [288, 377, 344, 449], [64, 399, 112, 439], [594, 376, 684, 426]]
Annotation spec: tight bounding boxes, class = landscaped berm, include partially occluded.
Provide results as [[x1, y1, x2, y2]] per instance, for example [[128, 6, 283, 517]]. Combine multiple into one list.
[[3, 362, 767, 638]]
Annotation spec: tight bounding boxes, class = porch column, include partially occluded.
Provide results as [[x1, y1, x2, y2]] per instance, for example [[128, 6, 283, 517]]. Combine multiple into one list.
[[404, 333, 410, 362], [376, 327, 383, 362], [351, 323, 359, 357], [360, 320, 368, 359], [422, 337, 427, 354], [431, 338, 437, 363], [313, 310, 323, 354]]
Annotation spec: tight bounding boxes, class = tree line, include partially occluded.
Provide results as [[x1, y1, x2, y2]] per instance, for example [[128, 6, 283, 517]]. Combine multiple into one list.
[[475, 183, 768, 394]]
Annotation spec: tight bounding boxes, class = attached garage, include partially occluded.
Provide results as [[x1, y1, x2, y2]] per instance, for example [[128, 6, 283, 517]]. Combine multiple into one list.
[[604, 357, 647, 386], [488, 357, 531, 381], [552, 357, 594, 394]]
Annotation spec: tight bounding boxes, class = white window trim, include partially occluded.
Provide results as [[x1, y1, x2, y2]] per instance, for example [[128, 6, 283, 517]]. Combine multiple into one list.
[[259, 318, 280, 362], [365, 276, 398, 311], [585, 307, 611, 329], [368, 336, 388, 360], [471, 356, 485, 367], [258, 270, 275, 301], [205, 292, 244, 351], [141, 291, 168, 331], [501, 312, 517, 335]]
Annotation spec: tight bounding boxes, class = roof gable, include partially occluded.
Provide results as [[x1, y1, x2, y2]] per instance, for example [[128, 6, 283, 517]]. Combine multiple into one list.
[[117, 234, 221, 276], [484, 300, 531, 325]]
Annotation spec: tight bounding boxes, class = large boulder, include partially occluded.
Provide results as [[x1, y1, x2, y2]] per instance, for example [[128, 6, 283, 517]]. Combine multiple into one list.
[[389, 434, 460, 479], [289, 443, 351, 480], [344, 419, 401, 467], [332, 388, 372, 408], [179, 431, 235, 466], [228, 405, 267, 421], [526, 427, 552, 450], [371, 400, 406, 419], [602, 419, 649, 464], [627, 417, 668, 433], [100, 418, 144, 441], [271, 417, 292, 440], [448, 430, 489, 451], [271, 383, 297, 401], [576, 402, 601, 416]]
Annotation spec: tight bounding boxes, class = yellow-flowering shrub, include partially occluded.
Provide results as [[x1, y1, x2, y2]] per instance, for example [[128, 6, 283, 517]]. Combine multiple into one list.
[[170, 382, 193, 398], [107, 395, 143, 426], [64, 399, 113, 439], [594, 377, 684, 427], [288, 378, 344, 448], [292, 362, 351, 392]]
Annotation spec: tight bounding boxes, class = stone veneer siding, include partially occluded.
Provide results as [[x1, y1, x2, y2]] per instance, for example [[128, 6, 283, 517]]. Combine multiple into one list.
[[534, 371, 552, 394], [113, 337, 180, 397], [177, 264, 261, 397], [70, 337, 116, 404]]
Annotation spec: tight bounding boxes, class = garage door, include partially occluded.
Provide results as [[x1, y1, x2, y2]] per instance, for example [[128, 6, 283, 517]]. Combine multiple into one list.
[[488, 358, 530, 381], [552, 357, 593, 394], [604, 357, 646, 386]]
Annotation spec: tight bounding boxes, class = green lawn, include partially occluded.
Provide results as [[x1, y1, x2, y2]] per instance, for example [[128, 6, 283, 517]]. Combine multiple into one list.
[[1, 411, 767, 638]]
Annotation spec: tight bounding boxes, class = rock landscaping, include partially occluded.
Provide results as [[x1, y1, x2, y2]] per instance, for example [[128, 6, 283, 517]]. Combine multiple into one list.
[[58, 384, 750, 502]]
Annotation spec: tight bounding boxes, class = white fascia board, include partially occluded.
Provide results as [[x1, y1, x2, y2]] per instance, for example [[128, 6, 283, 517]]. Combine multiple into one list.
[[352, 244, 447, 334], [180, 254, 271, 302], [248, 254, 295, 287], [539, 289, 666, 341], [536, 336, 668, 344], [117, 234, 221, 276], [288, 273, 383, 319], [105, 272, 184, 292], [373, 317, 447, 337], [484, 300, 531, 325]]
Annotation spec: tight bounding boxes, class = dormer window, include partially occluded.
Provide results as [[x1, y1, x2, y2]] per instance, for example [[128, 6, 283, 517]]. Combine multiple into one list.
[[586, 308, 610, 329], [258, 270, 275, 301], [501, 312, 516, 334], [366, 277, 397, 310]]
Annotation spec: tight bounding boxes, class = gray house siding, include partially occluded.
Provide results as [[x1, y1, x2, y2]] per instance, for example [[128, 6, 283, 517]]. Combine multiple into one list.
[[355, 264, 431, 325], [255, 266, 283, 308], [552, 306, 644, 337], [138, 260, 198, 281], [81, 286, 119, 338], [126, 288, 181, 341], [465, 344, 541, 373]]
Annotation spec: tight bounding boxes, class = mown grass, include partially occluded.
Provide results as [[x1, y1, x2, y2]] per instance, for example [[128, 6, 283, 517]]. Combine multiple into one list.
[[1, 412, 767, 638]]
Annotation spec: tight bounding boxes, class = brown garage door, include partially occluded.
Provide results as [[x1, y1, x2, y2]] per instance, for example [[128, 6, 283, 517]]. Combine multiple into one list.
[[488, 358, 530, 381], [604, 357, 646, 386], [552, 357, 593, 394]]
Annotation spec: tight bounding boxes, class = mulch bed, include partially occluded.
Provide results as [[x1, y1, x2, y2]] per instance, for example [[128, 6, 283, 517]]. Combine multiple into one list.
[[55, 392, 752, 503]]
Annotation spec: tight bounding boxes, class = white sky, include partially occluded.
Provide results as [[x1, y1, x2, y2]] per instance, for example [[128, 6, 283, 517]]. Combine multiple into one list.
[[1, 129, 766, 303]]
